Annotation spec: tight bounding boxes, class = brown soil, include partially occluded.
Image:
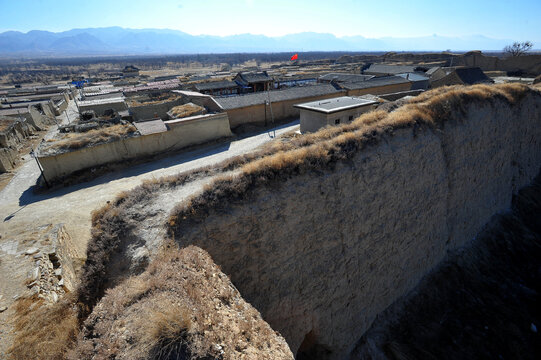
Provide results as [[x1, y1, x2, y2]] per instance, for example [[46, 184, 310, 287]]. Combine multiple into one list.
[[352, 174, 541, 360]]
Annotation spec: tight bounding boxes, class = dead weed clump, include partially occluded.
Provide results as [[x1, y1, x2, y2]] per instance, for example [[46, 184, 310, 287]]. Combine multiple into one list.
[[72, 245, 293, 360], [42, 124, 138, 154], [168, 102, 206, 119], [7, 294, 79, 360]]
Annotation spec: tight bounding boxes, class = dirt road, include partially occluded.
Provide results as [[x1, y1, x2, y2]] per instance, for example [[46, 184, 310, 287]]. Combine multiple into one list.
[[1, 110, 299, 254]]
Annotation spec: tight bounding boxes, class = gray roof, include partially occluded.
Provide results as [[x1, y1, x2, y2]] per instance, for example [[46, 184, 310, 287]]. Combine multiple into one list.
[[235, 72, 273, 84], [397, 73, 429, 82], [134, 119, 167, 135], [294, 96, 378, 114], [216, 84, 344, 110], [425, 67, 442, 76], [454, 67, 493, 84], [194, 81, 239, 91], [339, 76, 411, 90], [365, 64, 419, 75], [274, 74, 317, 82], [319, 73, 374, 83]]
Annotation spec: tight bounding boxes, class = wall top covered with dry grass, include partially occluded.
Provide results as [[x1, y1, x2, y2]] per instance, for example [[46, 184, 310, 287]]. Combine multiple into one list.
[[38, 124, 138, 156]]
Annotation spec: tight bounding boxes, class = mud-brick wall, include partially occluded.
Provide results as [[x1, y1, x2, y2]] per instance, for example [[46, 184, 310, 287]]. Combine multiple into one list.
[[129, 98, 184, 121], [225, 92, 346, 129], [37, 113, 232, 181], [174, 93, 541, 359]]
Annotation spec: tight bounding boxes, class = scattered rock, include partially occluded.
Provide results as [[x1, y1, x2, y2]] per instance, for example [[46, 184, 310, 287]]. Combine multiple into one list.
[[12, 294, 19, 300], [0, 306, 7, 313], [29, 286, 40, 296], [28, 267, 39, 281], [33, 252, 43, 259], [51, 292, 58, 303], [25, 247, 39, 255]]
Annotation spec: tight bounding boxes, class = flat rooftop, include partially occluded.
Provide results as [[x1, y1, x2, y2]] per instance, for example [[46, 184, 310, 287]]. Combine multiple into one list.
[[294, 96, 378, 114]]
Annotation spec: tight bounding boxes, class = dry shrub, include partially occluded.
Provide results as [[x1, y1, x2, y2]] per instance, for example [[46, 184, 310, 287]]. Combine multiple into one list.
[[8, 294, 79, 360], [127, 94, 182, 107], [73, 245, 293, 359], [43, 124, 137, 153], [168, 103, 206, 118], [139, 301, 192, 359]]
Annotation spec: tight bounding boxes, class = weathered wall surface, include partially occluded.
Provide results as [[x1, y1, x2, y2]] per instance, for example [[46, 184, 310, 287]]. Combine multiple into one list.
[[300, 105, 377, 133], [79, 99, 128, 116], [171, 92, 541, 359], [346, 82, 412, 96], [129, 98, 184, 121], [37, 113, 232, 181], [459, 53, 541, 75], [226, 93, 345, 129]]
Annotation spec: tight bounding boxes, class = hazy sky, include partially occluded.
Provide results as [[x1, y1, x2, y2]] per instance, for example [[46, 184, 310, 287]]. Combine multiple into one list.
[[1, 0, 540, 41]]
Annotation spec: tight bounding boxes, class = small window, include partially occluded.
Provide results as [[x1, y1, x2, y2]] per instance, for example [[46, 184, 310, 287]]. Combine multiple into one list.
[[349, 115, 354, 121], [334, 119, 340, 125]]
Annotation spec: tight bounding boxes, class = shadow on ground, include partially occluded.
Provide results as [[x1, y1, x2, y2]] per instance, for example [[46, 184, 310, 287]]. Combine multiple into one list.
[[17, 141, 232, 207]]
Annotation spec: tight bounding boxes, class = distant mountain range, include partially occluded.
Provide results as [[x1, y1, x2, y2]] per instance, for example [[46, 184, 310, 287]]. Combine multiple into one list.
[[0, 27, 517, 57]]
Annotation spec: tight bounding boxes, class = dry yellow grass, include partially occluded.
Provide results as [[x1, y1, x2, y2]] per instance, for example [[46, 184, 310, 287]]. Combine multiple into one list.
[[168, 102, 206, 118], [43, 124, 137, 153], [169, 83, 539, 227], [127, 94, 182, 107], [138, 300, 192, 359], [71, 245, 293, 359], [7, 295, 79, 360]]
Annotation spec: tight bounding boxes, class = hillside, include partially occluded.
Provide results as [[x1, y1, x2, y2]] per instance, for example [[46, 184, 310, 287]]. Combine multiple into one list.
[[0, 27, 517, 56]]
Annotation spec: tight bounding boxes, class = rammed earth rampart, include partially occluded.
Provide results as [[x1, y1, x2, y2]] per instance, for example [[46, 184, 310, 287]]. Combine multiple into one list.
[[82, 84, 541, 359]]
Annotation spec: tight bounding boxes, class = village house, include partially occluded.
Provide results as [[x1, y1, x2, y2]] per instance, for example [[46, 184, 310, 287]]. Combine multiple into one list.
[[425, 66, 447, 81], [338, 75, 412, 96], [273, 74, 317, 89], [318, 73, 374, 84], [295, 96, 379, 133], [364, 64, 425, 77], [431, 67, 493, 88], [191, 80, 240, 96], [397, 72, 430, 90], [215, 84, 345, 130], [233, 71, 274, 93], [122, 65, 140, 78]]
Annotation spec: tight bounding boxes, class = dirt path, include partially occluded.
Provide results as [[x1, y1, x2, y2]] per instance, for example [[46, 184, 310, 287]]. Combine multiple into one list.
[[1, 120, 298, 252]]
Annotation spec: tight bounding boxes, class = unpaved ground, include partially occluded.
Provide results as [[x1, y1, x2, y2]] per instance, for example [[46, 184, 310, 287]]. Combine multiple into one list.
[[0, 108, 298, 356]]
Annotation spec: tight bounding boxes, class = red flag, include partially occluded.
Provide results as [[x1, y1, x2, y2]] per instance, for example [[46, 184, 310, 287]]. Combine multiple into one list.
[[290, 53, 298, 61]]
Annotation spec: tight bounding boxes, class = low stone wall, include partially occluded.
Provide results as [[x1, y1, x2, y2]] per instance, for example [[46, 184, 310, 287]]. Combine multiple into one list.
[[37, 112, 232, 181], [128, 98, 184, 121], [0, 146, 18, 172], [0, 118, 37, 172], [78, 99, 128, 117], [53, 98, 68, 116]]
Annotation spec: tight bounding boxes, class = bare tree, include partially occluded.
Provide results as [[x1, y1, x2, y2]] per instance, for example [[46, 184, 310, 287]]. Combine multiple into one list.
[[503, 41, 533, 56]]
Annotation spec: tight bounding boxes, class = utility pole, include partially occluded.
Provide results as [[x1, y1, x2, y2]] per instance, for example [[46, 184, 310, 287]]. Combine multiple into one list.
[[266, 87, 275, 138]]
